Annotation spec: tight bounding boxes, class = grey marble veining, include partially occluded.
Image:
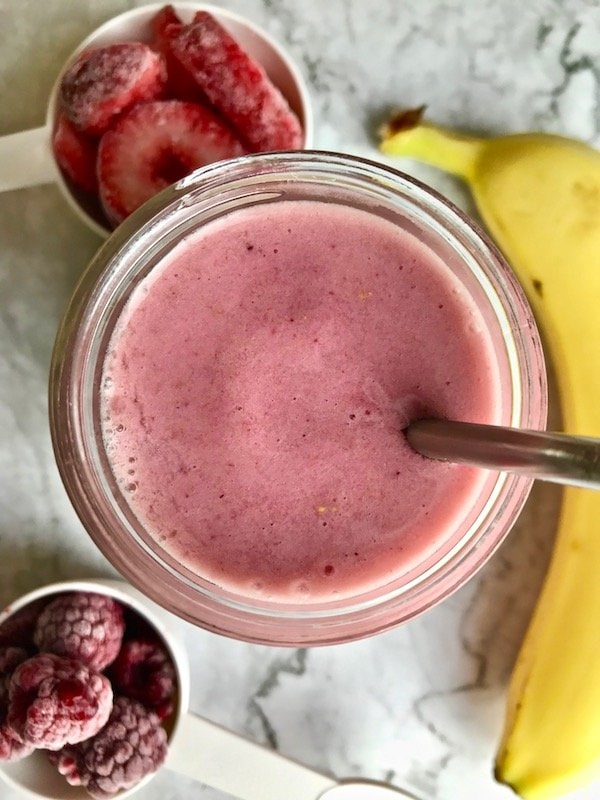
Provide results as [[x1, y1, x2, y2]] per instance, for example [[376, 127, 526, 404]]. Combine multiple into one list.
[[1, 1, 598, 799]]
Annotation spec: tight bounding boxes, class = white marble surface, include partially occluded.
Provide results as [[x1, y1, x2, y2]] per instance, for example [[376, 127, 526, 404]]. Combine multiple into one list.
[[0, 1, 598, 799]]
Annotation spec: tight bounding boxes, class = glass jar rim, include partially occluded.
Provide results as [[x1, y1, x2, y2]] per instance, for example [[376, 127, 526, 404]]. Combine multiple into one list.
[[49, 151, 547, 645]]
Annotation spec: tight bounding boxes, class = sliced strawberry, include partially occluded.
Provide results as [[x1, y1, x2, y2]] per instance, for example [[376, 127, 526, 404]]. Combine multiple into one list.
[[98, 100, 246, 225], [167, 13, 303, 152], [52, 114, 98, 193], [60, 43, 167, 135], [151, 7, 202, 101], [151, 4, 181, 42]]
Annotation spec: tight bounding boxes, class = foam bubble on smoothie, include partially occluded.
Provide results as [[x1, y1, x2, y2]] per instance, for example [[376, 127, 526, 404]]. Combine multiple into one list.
[[101, 200, 501, 601]]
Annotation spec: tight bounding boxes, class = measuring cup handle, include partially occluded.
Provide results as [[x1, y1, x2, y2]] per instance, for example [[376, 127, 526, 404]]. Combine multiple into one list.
[[0, 126, 56, 192], [166, 711, 337, 800]]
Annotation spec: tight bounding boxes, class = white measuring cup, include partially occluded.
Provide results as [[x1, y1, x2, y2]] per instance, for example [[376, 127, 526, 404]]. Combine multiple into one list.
[[0, 580, 422, 800], [0, 3, 313, 238]]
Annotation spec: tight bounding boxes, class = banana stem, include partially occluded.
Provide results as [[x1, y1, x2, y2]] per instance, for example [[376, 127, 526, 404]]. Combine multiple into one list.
[[380, 112, 483, 183]]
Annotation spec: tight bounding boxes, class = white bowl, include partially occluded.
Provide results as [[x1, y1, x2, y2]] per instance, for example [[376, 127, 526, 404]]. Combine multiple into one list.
[[0, 580, 338, 800], [0, 579, 189, 800], [0, 580, 420, 800], [0, 3, 314, 237]]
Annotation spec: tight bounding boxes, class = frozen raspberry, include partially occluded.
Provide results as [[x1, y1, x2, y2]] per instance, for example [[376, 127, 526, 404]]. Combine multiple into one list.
[[0, 647, 32, 763], [53, 114, 99, 193], [0, 647, 28, 673], [0, 721, 34, 763], [98, 99, 246, 225], [151, 6, 201, 100], [122, 605, 159, 642], [0, 647, 28, 707], [34, 592, 125, 671], [168, 12, 303, 152], [110, 639, 176, 720], [0, 598, 48, 649], [53, 696, 168, 798], [60, 43, 167, 135], [7, 653, 113, 750]]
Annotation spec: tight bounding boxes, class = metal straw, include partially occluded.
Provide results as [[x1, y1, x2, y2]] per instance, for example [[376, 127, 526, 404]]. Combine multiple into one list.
[[406, 420, 600, 490]]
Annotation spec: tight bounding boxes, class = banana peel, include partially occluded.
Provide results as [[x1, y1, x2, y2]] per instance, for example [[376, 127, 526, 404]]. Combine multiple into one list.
[[379, 108, 600, 799]]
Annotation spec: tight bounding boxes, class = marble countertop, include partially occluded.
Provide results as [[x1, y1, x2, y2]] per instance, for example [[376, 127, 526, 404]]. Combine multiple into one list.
[[1, 1, 598, 798]]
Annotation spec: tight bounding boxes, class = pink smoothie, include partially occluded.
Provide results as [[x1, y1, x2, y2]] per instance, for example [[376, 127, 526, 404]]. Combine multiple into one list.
[[101, 200, 500, 600]]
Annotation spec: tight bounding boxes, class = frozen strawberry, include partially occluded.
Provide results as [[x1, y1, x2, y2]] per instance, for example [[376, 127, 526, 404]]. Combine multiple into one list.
[[167, 13, 303, 152], [52, 696, 168, 798], [109, 639, 176, 720], [7, 653, 113, 750], [0, 721, 34, 763], [98, 100, 246, 225], [151, 7, 202, 101], [151, 3, 181, 40], [34, 592, 125, 672], [52, 114, 99, 193], [60, 43, 167, 135]]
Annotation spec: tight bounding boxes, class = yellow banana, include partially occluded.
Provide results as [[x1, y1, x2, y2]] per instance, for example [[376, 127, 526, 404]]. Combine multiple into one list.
[[380, 109, 600, 799]]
